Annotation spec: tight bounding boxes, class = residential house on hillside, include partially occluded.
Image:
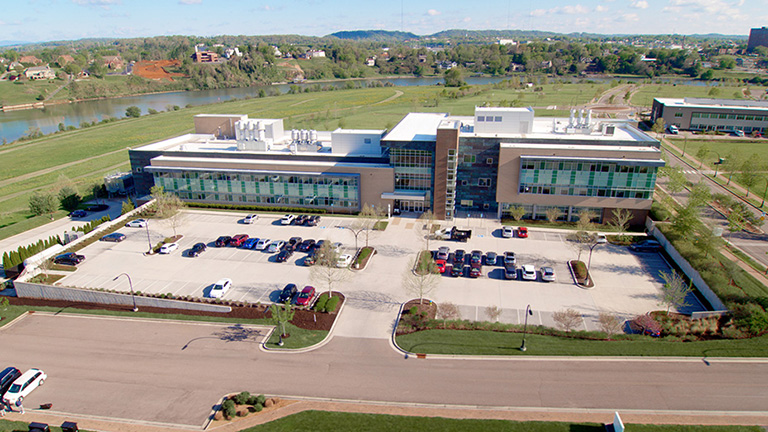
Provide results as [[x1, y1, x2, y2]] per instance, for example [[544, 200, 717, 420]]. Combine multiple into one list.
[[7, 61, 22, 72], [307, 50, 326, 59], [25, 65, 56, 80], [102, 55, 124, 69], [57, 55, 75, 66], [192, 51, 220, 63], [19, 55, 42, 65]]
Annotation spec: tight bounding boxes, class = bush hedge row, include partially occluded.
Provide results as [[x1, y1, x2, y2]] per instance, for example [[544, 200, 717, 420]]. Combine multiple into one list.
[[186, 202, 328, 214], [2, 235, 63, 268]]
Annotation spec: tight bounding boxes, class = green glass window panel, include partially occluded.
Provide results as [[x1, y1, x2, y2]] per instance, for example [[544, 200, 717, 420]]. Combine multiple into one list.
[[299, 184, 303, 195], [269, 183, 274, 195], [551, 171, 557, 184]]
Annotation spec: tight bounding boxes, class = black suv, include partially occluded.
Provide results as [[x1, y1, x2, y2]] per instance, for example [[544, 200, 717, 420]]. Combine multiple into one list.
[[189, 243, 207, 257], [450, 264, 465, 277], [214, 236, 231, 247], [0, 366, 21, 395], [298, 239, 316, 252], [276, 248, 294, 263], [286, 237, 303, 251], [453, 249, 466, 266], [54, 252, 85, 265], [278, 284, 298, 303]]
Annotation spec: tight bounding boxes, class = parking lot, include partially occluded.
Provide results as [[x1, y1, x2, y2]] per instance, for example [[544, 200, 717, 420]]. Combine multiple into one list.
[[56, 210, 705, 337]]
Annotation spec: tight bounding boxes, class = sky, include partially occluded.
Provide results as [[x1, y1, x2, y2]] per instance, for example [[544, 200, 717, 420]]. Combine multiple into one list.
[[1, 0, 766, 44]]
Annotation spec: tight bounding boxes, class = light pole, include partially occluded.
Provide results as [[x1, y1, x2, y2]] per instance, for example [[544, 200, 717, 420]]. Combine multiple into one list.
[[145, 220, 153, 254], [113, 273, 138, 312], [710, 150, 723, 178], [520, 305, 533, 352]]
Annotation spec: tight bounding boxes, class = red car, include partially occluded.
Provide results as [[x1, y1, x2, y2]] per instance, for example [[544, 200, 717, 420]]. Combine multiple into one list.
[[517, 227, 528, 238], [296, 286, 316, 306], [468, 266, 482, 278], [435, 259, 447, 273], [230, 234, 249, 247]]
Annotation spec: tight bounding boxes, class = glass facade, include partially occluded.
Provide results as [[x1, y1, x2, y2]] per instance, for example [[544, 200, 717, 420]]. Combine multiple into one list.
[[390, 149, 433, 191], [690, 111, 768, 133], [519, 159, 657, 200], [151, 169, 360, 210], [500, 203, 603, 223]]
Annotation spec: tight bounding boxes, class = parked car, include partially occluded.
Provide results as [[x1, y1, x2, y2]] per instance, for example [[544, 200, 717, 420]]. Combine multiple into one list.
[[667, 125, 679, 134], [53, 252, 85, 266], [215, 236, 232, 247], [278, 284, 298, 304], [484, 251, 498, 266], [450, 264, 465, 277], [0, 367, 21, 396], [243, 214, 259, 224], [189, 242, 207, 257], [296, 286, 316, 306], [209, 278, 232, 298], [435, 259, 447, 273], [541, 267, 556, 282], [503, 251, 517, 266], [630, 239, 662, 252], [517, 227, 528, 238], [336, 254, 353, 268], [298, 239, 316, 252], [470, 250, 483, 266], [521, 265, 537, 281], [304, 250, 318, 266], [229, 234, 249, 247], [453, 249, 466, 265], [100, 232, 126, 242], [242, 238, 259, 249], [596, 233, 607, 244], [295, 215, 308, 225], [733, 129, 745, 137], [159, 242, 179, 254], [280, 214, 296, 225], [2, 368, 46, 406], [502, 226, 514, 238], [332, 242, 343, 253], [286, 237, 303, 251], [267, 240, 285, 253], [504, 265, 517, 280], [436, 246, 450, 261], [255, 238, 272, 250], [276, 248, 294, 263], [306, 215, 320, 226], [69, 210, 87, 218], [125, 219, 147, 228], [468, 266, 482, 278]]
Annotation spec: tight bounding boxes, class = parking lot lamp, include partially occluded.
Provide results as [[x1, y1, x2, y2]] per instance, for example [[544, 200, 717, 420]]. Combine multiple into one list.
[[113, 273, 138, 312], [520, 305, 533, 352]]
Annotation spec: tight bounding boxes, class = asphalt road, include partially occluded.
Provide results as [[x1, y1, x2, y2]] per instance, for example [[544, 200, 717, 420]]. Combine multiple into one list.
[[1, 313, 766, 428]]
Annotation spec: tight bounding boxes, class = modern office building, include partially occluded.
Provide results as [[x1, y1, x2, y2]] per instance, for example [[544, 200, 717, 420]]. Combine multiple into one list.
[[130, 108, 663, 224], [652, 97, 768, 134], [748, 27, 768, 50]]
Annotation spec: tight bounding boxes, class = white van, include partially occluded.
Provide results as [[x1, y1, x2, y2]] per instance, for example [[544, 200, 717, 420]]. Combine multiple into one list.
[[667, 125, 679, 134]]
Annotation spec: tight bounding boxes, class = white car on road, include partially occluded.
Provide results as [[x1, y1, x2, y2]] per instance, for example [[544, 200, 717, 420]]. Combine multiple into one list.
[[2, 368, 46, 406], [209, 278, 232, 298], [125, 219, 147, 228], [243, 214, 259, 224], [502, 226, 514, 238], [521, 265, 537, 281], [540, 266, 556, 282], [336, 254, 353, 268], [159, 243, 179, 254]]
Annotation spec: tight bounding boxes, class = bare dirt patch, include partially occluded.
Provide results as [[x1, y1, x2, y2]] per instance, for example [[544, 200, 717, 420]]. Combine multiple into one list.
[[133, 60, 185, 81]]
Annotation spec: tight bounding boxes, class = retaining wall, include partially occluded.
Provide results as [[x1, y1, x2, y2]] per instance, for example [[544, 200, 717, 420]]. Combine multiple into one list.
[[645, 218, 728, 312], [15, 281, 232, 313]]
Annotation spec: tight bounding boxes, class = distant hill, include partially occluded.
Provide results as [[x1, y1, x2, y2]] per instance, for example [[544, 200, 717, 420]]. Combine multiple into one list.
[[0, 40, 31, 47], [429, 29, 559, 40], [327, 30, 419, 41]]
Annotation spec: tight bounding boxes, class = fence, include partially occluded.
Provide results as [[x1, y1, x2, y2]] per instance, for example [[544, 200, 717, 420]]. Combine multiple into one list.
[[15, 281, 231, 313]]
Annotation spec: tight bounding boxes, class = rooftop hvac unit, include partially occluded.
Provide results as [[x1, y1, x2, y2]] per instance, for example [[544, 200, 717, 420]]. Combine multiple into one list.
[[604, 125, 616, 136]]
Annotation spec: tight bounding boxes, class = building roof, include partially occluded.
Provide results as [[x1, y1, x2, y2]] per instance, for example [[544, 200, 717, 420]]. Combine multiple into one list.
[[382, 113, 449, 142], [654, 97, 768, 110], [147, 155, 391, 170]]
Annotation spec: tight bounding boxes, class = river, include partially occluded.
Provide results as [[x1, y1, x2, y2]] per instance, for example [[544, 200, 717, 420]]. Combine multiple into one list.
[[0, 75, 705, 143]]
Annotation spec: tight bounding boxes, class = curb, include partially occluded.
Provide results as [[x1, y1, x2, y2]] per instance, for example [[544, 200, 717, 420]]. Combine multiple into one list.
[[0, 310, 31, 330], [567, 260, 594, 290], [259, 292, 347, 354]]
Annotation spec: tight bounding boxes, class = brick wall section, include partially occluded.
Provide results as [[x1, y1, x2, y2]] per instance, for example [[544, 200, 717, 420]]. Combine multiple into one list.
[[15, 281, 232, 313]]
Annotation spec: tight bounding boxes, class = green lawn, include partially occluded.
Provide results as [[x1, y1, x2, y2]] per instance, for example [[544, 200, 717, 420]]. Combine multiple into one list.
[[240, 411, 763, 432], [0, 79, 70, 106], [396, 329, 768, 357], [631, 83, 740, 108]]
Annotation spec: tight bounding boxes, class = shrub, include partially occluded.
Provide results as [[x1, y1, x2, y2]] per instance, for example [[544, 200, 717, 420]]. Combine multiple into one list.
[[313, 293, 329, 312], [253, 404, 263, 412], [325, 296, 340, 313], [233, 391, 251, 405], [222, 399, 236, 419], [256, 394, 267, 406], [571, 260, 588, 281], [629, 314, 661, 337]]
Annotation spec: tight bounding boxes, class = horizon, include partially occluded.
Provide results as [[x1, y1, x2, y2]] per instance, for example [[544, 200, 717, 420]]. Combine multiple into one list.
[[0, 0, 760, 46]]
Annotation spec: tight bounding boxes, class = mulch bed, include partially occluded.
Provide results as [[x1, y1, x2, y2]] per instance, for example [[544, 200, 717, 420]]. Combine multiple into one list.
[[5, 294, 344, 332], [403, 298, 436, 319]]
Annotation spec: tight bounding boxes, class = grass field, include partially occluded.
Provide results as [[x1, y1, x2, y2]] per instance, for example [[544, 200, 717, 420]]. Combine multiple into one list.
[[0, 79, 70, 106], [396, 329, 768, 357], [240, 411, 763, 432], [631, 83, 737, 108]]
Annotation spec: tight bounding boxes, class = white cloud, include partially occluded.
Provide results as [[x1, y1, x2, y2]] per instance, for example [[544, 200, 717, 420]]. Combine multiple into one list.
[[462, 16, 472, 22], [71, 0, 121, 6], [630, 0, 648, 8], [427, 9, 440, 16], [178, 0, 201, 4], [621, 13, 639, 21], [596, 5, 607, 12], [662, 0, 746, 21], [530, 4, 589, 16]]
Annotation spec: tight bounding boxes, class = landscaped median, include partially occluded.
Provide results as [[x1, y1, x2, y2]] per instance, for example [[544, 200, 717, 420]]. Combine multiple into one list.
[[394, 303, 768, 357]]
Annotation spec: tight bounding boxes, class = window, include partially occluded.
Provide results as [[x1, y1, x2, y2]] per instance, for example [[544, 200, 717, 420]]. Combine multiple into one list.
[[674, 112, 683, 118], [486, 158, 494, 165], [135, 167, 143, 173], [477, 116, 485, 122], [483, 203, 490, 209], [719, 114, 728, 119], [494, 116, 502, 122], [463, 155, 476, 164], [460, 200, 473, 207], [478, 178, 491, 187], [461, 180, 468, 186]]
